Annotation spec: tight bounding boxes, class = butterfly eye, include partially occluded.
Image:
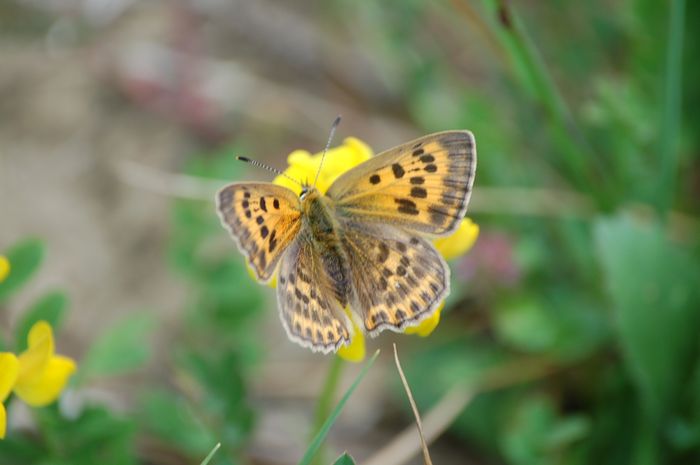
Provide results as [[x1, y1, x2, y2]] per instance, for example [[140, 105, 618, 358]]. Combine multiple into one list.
[[300, 186, 310, 200]]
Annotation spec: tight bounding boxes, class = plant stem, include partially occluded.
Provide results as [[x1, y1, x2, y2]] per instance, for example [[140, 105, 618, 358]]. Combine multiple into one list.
[[658, 0, 685, 217], [309, 355, 345, 465], [476, 0, 611, 207]]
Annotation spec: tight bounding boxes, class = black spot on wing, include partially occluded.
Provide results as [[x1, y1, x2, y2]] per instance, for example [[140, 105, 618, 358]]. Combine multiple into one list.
[[377, 242, 390, 263], [268, 229, 277, 252], [410, 187, 427, 199], [392, 163, 405, 179], [427, 205, 452, 226], [395, 198, 419, 215]]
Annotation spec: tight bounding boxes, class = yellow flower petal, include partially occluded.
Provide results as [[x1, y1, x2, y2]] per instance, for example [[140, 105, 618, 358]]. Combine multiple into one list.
[[14, 355, 76, 407], [0, 353, 19, 403], [0, 256, 10, 282], [405, 303, 444, 337], [337, 310, 366, 362], [17, 321, 54, 377], [273, 137, 374, 195], [337, 332, 365, 362], [14, 321, 76, 407], [0, 402, 6, 439], [434, 218, 480, 261]]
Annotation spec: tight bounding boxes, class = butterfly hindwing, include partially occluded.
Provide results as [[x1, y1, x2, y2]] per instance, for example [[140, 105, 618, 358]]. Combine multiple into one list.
[[327, 131, 476, 236], [276, 236, 352, 353], [339, 220, 449, 334], [217, 183, 301, 282]]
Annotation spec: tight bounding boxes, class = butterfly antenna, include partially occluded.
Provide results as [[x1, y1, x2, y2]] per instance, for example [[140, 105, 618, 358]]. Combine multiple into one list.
[[236, 156, 303, 186], [312, 115, 342, 188]]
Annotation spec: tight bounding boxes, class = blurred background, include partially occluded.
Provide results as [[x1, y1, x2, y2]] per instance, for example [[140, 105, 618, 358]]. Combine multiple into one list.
[[1, 1, 699, 464]]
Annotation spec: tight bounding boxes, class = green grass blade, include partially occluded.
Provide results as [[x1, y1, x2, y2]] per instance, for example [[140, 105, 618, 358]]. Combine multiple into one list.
[[480, 0, 599, 194], [298, 350, 380, 465], [657, 0, 686, 215], [332, 453, 356, 465], [199, 442, 221, 465]]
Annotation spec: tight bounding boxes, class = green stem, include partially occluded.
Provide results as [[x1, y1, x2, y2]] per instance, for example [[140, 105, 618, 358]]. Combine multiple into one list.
[[481, 0, 611, 207], [633, 413, 660, 465], [309, 355, 345, 465], [657, 0, 685, 217]]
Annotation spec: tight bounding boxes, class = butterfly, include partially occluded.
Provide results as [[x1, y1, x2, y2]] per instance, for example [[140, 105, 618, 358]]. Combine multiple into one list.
[[216, 129, 476, 353]]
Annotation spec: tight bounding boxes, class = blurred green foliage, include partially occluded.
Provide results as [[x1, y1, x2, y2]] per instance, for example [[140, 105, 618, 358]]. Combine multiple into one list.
[[361, 1, 700, 464], [137, 151, 265, 464]]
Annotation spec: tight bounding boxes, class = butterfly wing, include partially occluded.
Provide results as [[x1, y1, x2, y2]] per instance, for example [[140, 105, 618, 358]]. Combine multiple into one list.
[[338, 220, 449, 334], [327, 131, 476, 236], [276, 235, 352, 353], [217, 182, 301, 282]]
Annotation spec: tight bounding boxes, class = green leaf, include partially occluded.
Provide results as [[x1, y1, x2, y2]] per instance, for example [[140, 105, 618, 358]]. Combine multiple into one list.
[[0, 238, 45, 302], [200, 443, 221, 465], [595, 214, 700, 421], [656, 0, 686, 213], [139, 389, 216, 457], [298, 351, 379, 465], [332, 453, 356, 465], [15, 291, 69, 351], [76, 313, 156, 383], [502, 395, 590, 465], [494, 293, 609, 361], [494, 298, 559, 353], [34, 404, 138, 465]]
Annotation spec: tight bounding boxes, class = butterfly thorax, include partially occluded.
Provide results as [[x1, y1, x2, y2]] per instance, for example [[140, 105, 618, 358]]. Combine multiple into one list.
[[299, 188, 351, 307]]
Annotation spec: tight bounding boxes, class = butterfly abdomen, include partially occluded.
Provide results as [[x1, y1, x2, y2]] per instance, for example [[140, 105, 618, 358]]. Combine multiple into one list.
[[302, 190, 352, 307]]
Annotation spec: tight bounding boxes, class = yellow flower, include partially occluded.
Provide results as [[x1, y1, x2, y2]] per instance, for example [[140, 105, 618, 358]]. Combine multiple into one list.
[[257, 136, 479, 361], [0, 353, 20, 439], [337, 311, 366, 362], [434, 218, 480, 261], [0, 255, 10, 282], [273, 137, 373, 195], [0, 321, 75, 439], [14, 321, 77, 407], [404, 302, 443, 337]]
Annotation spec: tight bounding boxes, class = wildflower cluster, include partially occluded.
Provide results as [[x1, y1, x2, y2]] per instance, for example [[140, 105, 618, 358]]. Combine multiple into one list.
[[0, 257, 76, 439]]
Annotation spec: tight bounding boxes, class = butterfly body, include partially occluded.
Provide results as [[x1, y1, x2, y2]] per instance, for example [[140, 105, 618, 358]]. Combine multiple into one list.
[[217, 130, 476, 353], [298, 187, 352, 308]]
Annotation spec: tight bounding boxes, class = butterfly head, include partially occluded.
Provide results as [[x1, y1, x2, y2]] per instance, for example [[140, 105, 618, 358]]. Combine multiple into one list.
[[299, 185, 321, 202]]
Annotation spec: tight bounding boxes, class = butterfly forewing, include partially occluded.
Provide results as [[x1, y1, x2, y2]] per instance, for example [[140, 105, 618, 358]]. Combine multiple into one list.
[[339, 220, 449, 334], [217, 183, 301, 282], [327, 131, 476, 236], [276, 236, 352, 353]]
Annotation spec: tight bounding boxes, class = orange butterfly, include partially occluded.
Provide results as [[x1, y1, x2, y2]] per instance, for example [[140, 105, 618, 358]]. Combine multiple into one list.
[[217, 124, 476, 353]]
